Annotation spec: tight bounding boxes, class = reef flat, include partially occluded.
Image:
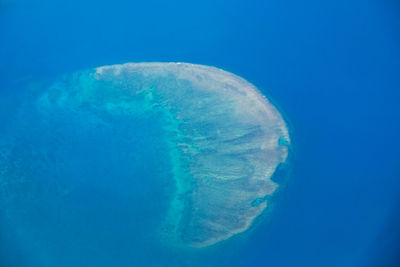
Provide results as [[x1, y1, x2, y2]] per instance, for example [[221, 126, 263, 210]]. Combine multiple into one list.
[[37, 62, 290, 247]]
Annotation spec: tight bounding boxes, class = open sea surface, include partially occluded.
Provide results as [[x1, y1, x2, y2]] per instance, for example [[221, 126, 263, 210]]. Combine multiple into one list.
[[1, 0, 400, 266]]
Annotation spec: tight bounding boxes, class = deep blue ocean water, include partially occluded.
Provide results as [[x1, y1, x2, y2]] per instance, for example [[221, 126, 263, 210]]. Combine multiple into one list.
[[1, 0, 400, 266]]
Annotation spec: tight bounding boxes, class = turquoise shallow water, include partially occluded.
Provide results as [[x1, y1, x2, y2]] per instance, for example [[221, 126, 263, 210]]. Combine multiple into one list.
[[1, 0, 400, 266], [0, 62, 291, 265]]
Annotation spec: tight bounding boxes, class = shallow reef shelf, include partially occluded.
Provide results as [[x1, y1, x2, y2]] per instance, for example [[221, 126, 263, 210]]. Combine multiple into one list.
[[37, 62, 290, 248]]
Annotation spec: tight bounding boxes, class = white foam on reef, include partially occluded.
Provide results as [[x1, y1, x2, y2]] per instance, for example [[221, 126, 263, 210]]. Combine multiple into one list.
[[41, 62, 291, 248]]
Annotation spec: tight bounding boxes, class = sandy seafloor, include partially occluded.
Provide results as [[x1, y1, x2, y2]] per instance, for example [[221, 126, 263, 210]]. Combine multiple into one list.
[[1, 0, 400, 266]]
